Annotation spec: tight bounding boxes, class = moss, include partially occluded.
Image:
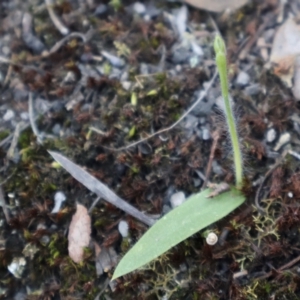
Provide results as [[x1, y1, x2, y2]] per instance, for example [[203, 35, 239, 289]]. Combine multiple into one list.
[[0, 130, 10, 141]]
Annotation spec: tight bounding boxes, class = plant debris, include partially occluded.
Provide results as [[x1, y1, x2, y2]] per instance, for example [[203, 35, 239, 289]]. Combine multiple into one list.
[[1, 0, 300, 298], [68, 203, 91, 263]]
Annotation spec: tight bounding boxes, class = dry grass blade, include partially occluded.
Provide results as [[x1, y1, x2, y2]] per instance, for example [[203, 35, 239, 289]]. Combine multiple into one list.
[[68, 203, 91, 263], [48, 151, 156, 226]]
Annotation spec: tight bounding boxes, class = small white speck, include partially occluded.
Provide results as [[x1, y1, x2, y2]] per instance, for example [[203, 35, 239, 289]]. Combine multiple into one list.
[[266, 128, 276, 143], [51, 191, 66, 213], [288, 192, 293, 198], [274, 132, 290, 151], [3, 109, 15, 121], [118, 220, 129, 238]]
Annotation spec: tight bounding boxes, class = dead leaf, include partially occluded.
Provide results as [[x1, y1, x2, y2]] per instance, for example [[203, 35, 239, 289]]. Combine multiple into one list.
[[270, 18, 300, 88], [184, 0, 248, 13], [68, 203, 91, 263]]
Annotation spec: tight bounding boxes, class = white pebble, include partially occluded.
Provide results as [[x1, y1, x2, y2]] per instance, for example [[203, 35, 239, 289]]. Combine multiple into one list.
[[101, 51, 125, 68], [3, 109, 15, 121], [51, 191, 66, 213], [118, 220, 129, 238], [274, 132, 291, 151], [191, 41, 204, 56], [20, 112, 29, 120], [132, 2, 146, 14], [170, 191, 185, 208], [236, 71, 250, 86], [121, 81, 132, 91], [202, 128, 211, 140], [206, 232, 218, 245], [288, 192, 293, 198], [7, 257, 26, 278], [266, 128, 276, 143]]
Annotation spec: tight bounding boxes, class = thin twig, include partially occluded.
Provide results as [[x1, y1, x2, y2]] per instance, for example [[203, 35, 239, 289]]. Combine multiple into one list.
[[0, 186, 10, 223], [88, 196, 101, 213], [45, 0, 69, 35], [257, 254, 300, 280], [43, 32, 87, 57], [6, 123, 22, 161], [3, 63, 13, 87], [29, 92, 43, 144], [254, 150, 288, 214], [102, 70, 218, 152], [203, 130, 220, 188]]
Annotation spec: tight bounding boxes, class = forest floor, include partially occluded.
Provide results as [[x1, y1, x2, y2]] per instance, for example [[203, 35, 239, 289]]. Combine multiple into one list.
[[1, 0, 300, 299]]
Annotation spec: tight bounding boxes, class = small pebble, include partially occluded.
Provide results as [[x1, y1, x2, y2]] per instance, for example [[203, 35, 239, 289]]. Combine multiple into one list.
[[138, 143, 152, 155], [212, 160, 223, 175], [274, 132, 291, 151], [236, 71, 250, 86], [202, 127, 211, 140], [170, 191, 185, 208], [199, 117, 206, 124], [175, 5, 188, 38], [51, 191, 66, 213], [266, 128, 276, 143], [118, 220, 129, 238], [7, 257, 26, 278], [206, 232, 218, 245], [189, 56, 199, 68], [2, 46, 10, 56], [191, 41, 203, 56], [244, 83, 261, 96], [193, 178, 201, 187], [101, 51, 125, 68], [3, 109, 15, 121], [175, 65, 182, 72], [179, 263, 187, 272], [132, 2, 146, 15], [121, 81, 132, 91], [288, 192, 293, 198], [20, 112, 29, 120], [184, 114, 198, 129], [52, 123, 61, 135], [94, 4, 107, 16]]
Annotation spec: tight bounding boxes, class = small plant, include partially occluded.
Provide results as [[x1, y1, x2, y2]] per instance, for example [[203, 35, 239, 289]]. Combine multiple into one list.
[[109, 0, 122, 12], [214, 35, 243, 187], [112, 35, 245, 280]]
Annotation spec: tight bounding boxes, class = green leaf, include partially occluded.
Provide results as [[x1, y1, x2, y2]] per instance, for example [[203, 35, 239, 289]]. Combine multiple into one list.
[[146, 89, 158, 96], [112, 187, 245, 279], [128, 126, 136, 138], [131, 92, 137, 106]]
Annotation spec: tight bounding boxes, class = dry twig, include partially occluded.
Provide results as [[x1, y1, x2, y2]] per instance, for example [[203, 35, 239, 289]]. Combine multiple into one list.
[[254, 150, 288, 214], [203, 130, 220, 188], [45, 0, 69, 35]]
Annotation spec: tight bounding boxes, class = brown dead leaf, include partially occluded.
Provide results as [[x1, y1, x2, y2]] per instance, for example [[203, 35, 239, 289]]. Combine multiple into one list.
[[270, 18, 300, 89], [68, 203, 91, 263], [184, 0, 248, 13]]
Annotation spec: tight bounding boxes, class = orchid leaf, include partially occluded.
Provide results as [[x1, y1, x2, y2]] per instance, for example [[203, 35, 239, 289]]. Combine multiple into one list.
[[112, 187, 245, 279]]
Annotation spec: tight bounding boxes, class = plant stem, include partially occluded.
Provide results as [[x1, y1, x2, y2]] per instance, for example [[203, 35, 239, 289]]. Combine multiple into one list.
[[214, 35, 243, 187]]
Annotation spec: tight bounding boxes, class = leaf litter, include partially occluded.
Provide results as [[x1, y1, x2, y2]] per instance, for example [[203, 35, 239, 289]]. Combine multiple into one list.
[[68, 203, 91, 263], [1, 0, 300, 299]]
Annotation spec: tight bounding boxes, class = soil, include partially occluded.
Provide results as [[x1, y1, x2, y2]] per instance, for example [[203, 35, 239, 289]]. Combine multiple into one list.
[[1, 0, 300, 299]]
